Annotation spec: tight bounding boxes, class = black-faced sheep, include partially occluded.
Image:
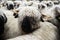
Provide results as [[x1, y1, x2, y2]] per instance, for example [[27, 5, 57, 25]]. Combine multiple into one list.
[[13, 6, 41, 34]]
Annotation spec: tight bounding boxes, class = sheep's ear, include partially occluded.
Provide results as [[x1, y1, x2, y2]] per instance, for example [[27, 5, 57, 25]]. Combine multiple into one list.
[[40, 14, 45, 22], [13, 9, 19, 18], [13, 9, 19, 14]]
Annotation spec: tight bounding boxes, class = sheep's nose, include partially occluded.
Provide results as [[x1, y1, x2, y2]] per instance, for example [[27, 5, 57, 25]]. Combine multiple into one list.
[[10, 4, 14, 9]]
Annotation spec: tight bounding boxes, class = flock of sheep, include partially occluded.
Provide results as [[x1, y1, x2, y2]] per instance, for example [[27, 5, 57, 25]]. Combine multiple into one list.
[[0, 0, 60, 40]]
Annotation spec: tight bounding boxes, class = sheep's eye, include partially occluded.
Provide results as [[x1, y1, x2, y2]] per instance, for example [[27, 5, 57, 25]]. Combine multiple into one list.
[[17, 4, 19, 7], [47, 3, 51, 6], [41, 5, 45, 8], [46, 4, 49, 6]]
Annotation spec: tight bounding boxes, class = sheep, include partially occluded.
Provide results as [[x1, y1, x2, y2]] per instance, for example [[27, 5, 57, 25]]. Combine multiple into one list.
[[7, 22, 58, 40], [44, 1, 54, 8], [38, 2, 58, 22], [13, 6, 41, 34], [0, 10, 7, 40], [5, 1, 14, 10], [1, 9, 22, 39], [0, 6, 41, 39], [39, 5, 60, 28], [53, 1, 60, 5], [38, 5, 60, 39], [38, 2, 50, 18]]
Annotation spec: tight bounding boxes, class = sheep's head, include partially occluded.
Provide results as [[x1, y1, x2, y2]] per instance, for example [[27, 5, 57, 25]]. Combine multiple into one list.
[[40, 7, 60, 28], [46, 1, 54, 7], [6, 1, 14, 10], [18, 7, 41, 34], [38, 3, 47, 10], [14, 2, 20, 9]]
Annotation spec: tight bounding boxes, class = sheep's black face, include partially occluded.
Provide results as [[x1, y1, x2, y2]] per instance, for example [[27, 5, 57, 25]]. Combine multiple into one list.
[[0, 15, 4, 35], [21, 16, 37, 34], [7, 4, 14, 10]]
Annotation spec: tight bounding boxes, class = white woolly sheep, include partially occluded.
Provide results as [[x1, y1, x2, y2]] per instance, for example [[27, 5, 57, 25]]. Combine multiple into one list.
[[2, 9, 22, 39], [13, 6, 41, 34], [7, 22, 58, 40], [0, 9, 7, 40]]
